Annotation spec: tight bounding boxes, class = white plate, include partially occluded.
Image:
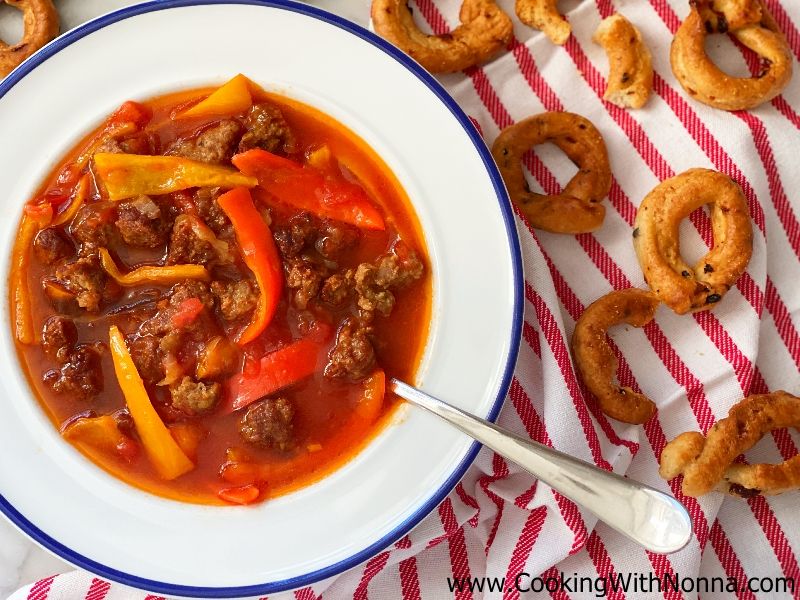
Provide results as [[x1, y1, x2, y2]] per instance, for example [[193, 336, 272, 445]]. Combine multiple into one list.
[[0, 1, 522, 596]]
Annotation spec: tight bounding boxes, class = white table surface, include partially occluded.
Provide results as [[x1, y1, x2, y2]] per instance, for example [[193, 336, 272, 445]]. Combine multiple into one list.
[[0, 1, 371, 596]]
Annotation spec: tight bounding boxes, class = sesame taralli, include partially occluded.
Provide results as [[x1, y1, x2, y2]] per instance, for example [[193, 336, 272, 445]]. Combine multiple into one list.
[[491, 112, 610, 234], [571, 289, 660, 424], [593, 14, 654, 109], [660, 391, 800, 497], [633, 168, 753, 315], [670, 0, 792, 110], [371, 0, 513, 73], [0, 0, 59, 78]]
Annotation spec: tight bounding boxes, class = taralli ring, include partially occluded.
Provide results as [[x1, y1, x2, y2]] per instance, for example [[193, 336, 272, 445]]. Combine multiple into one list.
[[371, 0, 513, 73], [670, 0, 792, 110], [593, 14, 653, 109], [660, 391, 800, 497], [515, 0, 570, 45], [0, 0, 59, 78], [491, 112, 610, 234], [694, 0, 763, 32], [572, 289, 660, 424], [633, 168, 752, 315]]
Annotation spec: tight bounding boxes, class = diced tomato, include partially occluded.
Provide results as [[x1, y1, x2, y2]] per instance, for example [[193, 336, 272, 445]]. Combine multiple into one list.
[[170, 298, 205, 328], [218, 484, 260, 505], [109, 100, 152, 129]]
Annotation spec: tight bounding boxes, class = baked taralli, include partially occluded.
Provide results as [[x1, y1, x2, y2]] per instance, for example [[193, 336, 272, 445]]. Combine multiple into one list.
[[593, 14, 653, 109]]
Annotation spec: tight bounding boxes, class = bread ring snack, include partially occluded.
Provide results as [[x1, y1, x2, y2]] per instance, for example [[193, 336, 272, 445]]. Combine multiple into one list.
[[371, 0, 513, 73], [0, 0, 59, 78], [491, 112, 610, 234], [572, 289, 660, 424], [660, 391, 800, 497], [633, 168, 752, 315], [593, 15, 653, 109], [694, 0, 762, 32], [515, 0, 570, 45], [670, 1, 792, 111]]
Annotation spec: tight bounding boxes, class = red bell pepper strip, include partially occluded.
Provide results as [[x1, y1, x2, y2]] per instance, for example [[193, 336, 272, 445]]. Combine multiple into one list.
[[216, 187, 283, 346], [225, 338, 322, 413], [232, 149, 385, 231]]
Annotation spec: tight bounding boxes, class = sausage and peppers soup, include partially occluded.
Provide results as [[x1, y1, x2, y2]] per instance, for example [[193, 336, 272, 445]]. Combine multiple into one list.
[[10, 75, 431, 505]]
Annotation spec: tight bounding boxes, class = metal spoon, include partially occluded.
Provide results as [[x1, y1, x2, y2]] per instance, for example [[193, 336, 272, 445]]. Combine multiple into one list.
[[391, 379, 693, 554]]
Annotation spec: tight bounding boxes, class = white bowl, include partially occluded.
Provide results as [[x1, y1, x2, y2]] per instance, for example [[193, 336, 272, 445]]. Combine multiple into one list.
[[0, 1, 522, 596]]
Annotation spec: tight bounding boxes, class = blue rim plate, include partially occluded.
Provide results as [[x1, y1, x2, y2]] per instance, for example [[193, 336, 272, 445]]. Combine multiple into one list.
[[0, 1, 523, 596]]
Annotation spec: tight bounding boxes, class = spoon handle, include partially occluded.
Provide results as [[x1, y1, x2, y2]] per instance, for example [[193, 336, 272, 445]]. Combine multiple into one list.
[[391, 380, 692, 554]]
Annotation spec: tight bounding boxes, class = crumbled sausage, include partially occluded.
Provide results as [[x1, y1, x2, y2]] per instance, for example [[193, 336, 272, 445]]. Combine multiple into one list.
[[325, 317, 375, 381], [374, 246, 424, 288], [95, 132, 155, 156], [43, 345, 103, 400], [238, 103, 296, 155], [354, 263, 395, 316], [41, 316, 78, 363], [315, 220, 359, 259], [193, 188, 231, 235], [284, 256, 328, 309], [128, 335, 164, 383], [239, 397, 294, 450], [54, 255, 119, 312], [320, 271, 353, 307], [33, 228, 74, 265], [167, 120, 242, 165], [273, 212, 318, 258], [70, 204, 115, 249], [211, 279, 258, 320], [170, 376, 221, 416], [170, 280, 215, 311], [166, 215, 221, 265], [115, 196, 168, 248], [352, 245, 424, 317]]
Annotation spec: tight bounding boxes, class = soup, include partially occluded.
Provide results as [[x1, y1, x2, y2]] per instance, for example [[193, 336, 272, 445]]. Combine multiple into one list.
[[10, 75, 431, 505]]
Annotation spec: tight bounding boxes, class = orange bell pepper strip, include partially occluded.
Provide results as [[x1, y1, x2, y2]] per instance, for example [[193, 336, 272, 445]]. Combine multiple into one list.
[[74, 101, 151, 171], [108, 325, 194, 480], [232, 149, 385, 231], [61, 414, 139, 463], [354, 369, 386, 424], [12, 203, 53, 344], [216, 187, 283, 346], [98, 248, 210, 286], [94, 153, 257, 201], [52, 174, 91, 227], [180, 74, 253, 119]]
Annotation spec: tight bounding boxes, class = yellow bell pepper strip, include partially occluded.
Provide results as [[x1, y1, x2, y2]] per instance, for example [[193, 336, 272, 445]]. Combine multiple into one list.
[[12, 203, 53, 343], [108, 325, 194, 480], [180, 74, 253, 119], [94, 153, 257, 201], [52, 174, 91, 227], [98, 247, 210, 286], [216, 187, 283, 345], [61, 414, 139, 463], [231, 149, 385, 231]]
